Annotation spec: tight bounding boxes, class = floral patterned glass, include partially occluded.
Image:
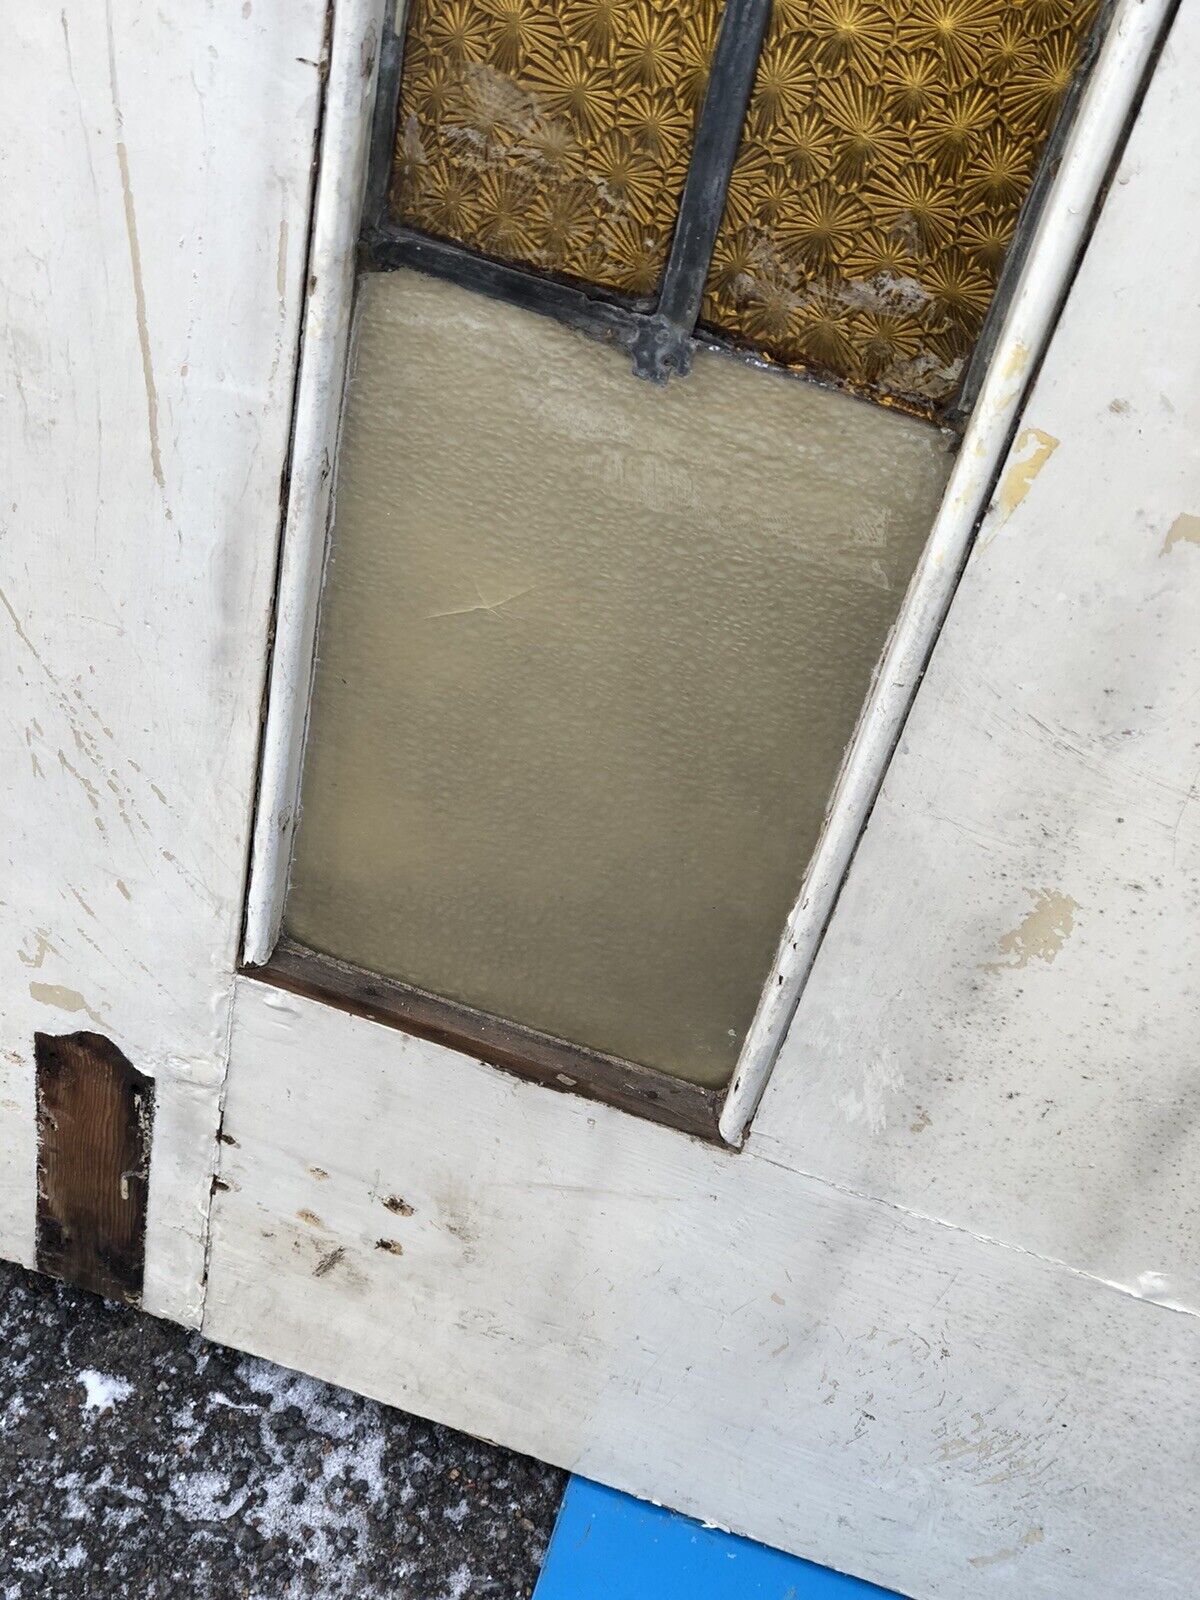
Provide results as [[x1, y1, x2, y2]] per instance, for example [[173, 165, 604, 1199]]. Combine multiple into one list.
[[389, 0, 723, 295], [390, 0, 1099, 414], [701, 0, 1101, 412]]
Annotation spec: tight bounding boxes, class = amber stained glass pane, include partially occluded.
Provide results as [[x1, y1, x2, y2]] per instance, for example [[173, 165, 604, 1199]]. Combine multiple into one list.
[[702, 0, 1100, 412], [390, 0, 724, 296]]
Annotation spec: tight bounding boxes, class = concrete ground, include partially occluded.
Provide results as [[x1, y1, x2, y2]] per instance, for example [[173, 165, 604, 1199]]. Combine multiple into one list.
[[0, 1261, 565, 1599]]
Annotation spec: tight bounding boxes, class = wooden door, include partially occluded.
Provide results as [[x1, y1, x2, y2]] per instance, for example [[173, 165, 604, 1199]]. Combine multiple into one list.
[[3, 2, 1197, 1596]]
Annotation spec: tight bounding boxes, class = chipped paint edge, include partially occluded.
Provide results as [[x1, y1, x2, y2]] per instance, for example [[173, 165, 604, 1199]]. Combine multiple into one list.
[[243, 0, 388, 965]]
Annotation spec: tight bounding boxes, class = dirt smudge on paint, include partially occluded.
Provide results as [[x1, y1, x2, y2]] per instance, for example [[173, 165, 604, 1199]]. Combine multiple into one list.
[[969, 1526, 1045, 1568], [312, 1247, 346, 1279]]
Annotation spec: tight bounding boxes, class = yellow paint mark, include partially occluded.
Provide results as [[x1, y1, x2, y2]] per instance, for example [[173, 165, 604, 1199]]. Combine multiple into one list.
[[28, 981, 108, 1028], [969, 1527, 1045, 1568], [992, 341, 1031, 411], [1161, 512, 1200, 557], [997, 428, 1059, 519], [982, 888, 1079, 973], [976, 428, 1060, 555], [1001, 341, 1029, 382]]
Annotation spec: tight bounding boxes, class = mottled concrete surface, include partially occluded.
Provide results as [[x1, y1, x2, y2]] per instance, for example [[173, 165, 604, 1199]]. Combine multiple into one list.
[[0, 1261, 564, 1598]]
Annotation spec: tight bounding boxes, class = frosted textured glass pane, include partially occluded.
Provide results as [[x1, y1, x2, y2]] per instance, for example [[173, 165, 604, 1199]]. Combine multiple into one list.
[[285, 270, 950, 1088]]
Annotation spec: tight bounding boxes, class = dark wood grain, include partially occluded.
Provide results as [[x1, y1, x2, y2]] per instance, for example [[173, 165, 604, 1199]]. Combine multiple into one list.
[[36, 1032, 154, 1304]]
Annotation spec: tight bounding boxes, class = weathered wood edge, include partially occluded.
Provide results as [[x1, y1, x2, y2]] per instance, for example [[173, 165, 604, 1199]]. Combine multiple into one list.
[[249, 940, 728, 1146]]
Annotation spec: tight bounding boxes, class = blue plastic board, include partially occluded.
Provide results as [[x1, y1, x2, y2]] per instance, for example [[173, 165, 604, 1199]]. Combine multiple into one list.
[[534, 1477, 906, 1599]]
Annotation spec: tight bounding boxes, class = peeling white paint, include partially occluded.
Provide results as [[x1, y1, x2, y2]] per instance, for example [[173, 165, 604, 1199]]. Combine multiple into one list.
[[837, 1049, 906, 1134], [1161, 511, 1200, 556], [982, 888, 1080, 973], [28, 981, 109, 1029]]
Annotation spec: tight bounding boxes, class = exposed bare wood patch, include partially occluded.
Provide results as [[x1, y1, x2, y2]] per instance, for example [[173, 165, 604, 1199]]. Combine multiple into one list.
[[35, 1031, 153, 1305]]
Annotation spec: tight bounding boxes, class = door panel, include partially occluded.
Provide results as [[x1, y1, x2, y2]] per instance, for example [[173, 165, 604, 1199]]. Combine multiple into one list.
[[3, 1, 1195, 1598], [212, 3, 1197, 1596]]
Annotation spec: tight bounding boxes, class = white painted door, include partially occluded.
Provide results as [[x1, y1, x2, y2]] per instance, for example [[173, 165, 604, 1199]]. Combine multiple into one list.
[[4, 2, 1198, 1597]]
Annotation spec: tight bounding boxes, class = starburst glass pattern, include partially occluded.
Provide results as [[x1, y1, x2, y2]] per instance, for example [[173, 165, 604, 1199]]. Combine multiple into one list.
[[701, 0, 1100, 412], [391, 0, 723, 295]]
